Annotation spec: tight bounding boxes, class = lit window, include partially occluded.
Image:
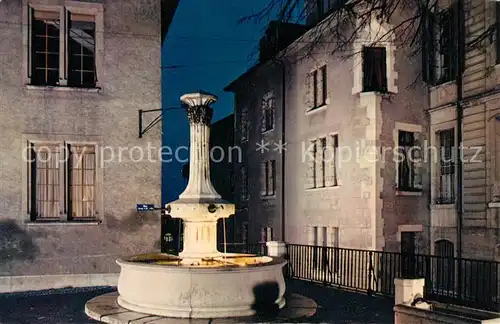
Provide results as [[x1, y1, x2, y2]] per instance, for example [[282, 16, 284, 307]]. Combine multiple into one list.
[[28, 142, 97, 221], [29, 6, 98, 88]]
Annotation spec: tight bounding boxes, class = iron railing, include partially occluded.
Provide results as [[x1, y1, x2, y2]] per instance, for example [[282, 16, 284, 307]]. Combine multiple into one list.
[[285, 244, 500, 312]]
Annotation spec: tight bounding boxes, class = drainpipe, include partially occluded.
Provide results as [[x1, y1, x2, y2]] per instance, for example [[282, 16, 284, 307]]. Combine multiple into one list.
[[274, 58, 287, 242], [455, 0, 464, 292], [281, 61, 286, 242]]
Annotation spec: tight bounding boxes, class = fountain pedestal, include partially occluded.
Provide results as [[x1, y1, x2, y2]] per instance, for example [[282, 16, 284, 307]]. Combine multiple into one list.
[[84, 91, 317, 322], [167, 92, 235, 264]]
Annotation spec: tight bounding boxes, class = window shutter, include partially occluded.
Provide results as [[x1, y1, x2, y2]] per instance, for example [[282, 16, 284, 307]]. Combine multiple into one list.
[[413, 132, 423, 190], [28, 8, 33, 79], [260, 161, 267, 196], [496, 3, 500, 64], [315, 138, 325, 187], [312, 70, 318, 107], [304, 72, 313, 109], [270, 98, 276, 130], [260, 99, 266, 133], [306, 140, 316, 189], [317, 68, 324, 106], [268, 160, 276, 195], [325, 135, 335, 187], [28, 142, 37, 220], [421, 7, 431, 83], [321, 65, 327, 104]]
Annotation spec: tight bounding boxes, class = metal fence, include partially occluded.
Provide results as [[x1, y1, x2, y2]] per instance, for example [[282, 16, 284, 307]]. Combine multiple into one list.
[[285, 244, 500, 312]]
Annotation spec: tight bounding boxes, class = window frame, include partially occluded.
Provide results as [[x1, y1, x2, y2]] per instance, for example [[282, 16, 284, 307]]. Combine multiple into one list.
[[394, 123, 423, 195], [436, 128, 456, 204], [306, 134, 340, 190], [422, 2, 459, 86], [22, 135, 103, 224], [23, 1, 103, 90], [496, 2, 500, 65], [261, 159, 276, 197], [308, 64, 328, 111], [240, 165, 249, 201], [261, 92, 275, 133], [362, 46, 388, 93], [240, 105, 249, 142]]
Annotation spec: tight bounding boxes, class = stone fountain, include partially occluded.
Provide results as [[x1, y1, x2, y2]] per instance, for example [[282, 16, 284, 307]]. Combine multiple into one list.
[[85, 91, 316, 323]]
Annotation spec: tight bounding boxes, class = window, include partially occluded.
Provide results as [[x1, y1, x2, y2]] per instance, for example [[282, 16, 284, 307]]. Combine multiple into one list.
[[31, 10, 60, 86], [311, 0, 346, 22], [437, 129, 455, 204], [261, 94, 275, 133], [28, 142, 97, 221], [29, 5, 98, 88], [240, 165, 249, 200], [260, 227, 273, 242], [362, 47, 387, 92], [422, 3, 458, 85], [307, 134, 338, 189], [330, 227, 340, 274], [240, 105, 249, 141], [397, 131, 422, 192], [260, 160, 276, 197], [308, 65, 327, 109], [67, 12, 96, 88]]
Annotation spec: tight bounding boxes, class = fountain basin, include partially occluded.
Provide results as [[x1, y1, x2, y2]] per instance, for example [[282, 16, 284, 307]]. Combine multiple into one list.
[[116, 253, 287, 319]]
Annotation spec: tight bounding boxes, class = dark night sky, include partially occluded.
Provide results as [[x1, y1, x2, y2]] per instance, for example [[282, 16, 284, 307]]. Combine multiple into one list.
[[161, 0, 268, 204]]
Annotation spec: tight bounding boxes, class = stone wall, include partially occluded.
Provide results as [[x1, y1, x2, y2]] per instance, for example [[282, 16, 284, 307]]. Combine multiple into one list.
[[394, 304, 500, 324], [0, 0, 162, 278]]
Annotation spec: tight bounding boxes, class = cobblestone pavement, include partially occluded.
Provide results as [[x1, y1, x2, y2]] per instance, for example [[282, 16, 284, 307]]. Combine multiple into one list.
[[0, 280, 394, 323]]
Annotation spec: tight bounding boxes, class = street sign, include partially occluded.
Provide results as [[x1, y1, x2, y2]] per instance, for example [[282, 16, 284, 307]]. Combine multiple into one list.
[[136, 204, 155, 211]]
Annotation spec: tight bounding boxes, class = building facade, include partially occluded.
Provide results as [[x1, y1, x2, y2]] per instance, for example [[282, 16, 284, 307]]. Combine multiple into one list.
[[0, 0, 175, 291], [426, 0, 500, 261], [225, 3, 430, 254], [227, 0, 500, 262]]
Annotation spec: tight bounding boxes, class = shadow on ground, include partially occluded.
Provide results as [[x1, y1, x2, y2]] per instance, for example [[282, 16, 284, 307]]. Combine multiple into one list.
[[286, 279, 394, 323], [0, 286, 115, 324], [0, 280, 394, 323]]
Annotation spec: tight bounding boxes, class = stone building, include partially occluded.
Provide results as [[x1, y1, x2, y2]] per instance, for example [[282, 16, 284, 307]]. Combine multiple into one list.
[[426, 0, 500, 261], [0, 0, 177, 292], [225, 2, 430, 254], [209, 114, 243, 250]]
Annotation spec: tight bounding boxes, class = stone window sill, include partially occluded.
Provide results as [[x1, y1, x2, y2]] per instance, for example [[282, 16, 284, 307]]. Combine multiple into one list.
[[261, 128, 275, 135], [24, 220, 102, 226], [306, 185, 341, 192], [25, 84, 102, 93], [305, 104, 327, 115], [260, 195, 276, 200], [396, 190, 422, 197], [488, 202, 500, 208], [430, 204, 455, 210], [429, 80, 455, 92]]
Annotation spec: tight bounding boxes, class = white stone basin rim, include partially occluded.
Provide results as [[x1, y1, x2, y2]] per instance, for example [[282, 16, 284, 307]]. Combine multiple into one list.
[[116, 255, 287, 318]]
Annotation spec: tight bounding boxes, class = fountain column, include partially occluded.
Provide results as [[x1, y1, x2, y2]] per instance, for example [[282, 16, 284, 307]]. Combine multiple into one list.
[[167, 91, 234, 264]]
